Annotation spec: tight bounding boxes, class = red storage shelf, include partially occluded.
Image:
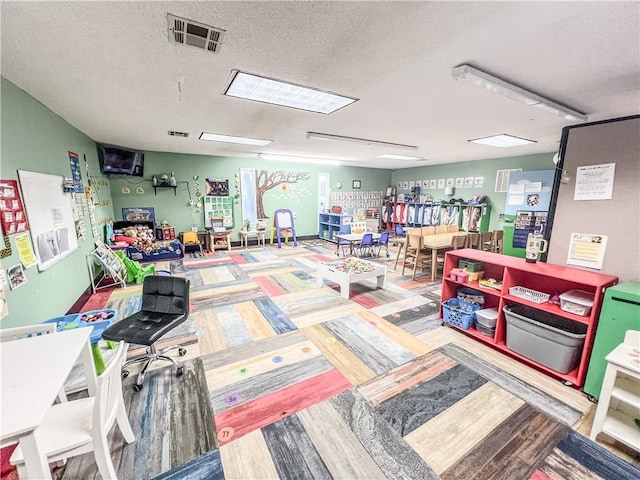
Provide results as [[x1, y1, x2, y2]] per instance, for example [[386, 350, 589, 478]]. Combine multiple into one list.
[[440, 249, 618, 388]]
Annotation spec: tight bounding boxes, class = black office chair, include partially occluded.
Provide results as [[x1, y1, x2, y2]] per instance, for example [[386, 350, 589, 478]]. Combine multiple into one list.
[[102, 275, 190, 391]]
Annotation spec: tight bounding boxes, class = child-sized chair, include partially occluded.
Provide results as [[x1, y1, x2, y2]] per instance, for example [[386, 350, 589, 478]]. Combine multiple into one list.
[[122, 257, 156, 284]]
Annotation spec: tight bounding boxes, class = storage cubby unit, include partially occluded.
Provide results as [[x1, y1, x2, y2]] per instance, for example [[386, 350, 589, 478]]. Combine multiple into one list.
[[440, 248, 618, 387], [319, 213, 352, 243]]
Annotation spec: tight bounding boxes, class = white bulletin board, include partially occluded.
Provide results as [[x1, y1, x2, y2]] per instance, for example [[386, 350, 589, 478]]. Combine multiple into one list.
[[17, 170, 79, 271]]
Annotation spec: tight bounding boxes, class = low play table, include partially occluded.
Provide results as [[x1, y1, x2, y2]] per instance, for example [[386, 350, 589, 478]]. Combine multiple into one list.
[[316, 257, 386, 299]]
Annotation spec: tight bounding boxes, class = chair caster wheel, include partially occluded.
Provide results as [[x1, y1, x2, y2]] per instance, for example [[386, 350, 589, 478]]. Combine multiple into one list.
[[134, 383, 143, 392], [176, 366, 184, 377], [122, 370, 129, 379], [178, 348, 187, 356]]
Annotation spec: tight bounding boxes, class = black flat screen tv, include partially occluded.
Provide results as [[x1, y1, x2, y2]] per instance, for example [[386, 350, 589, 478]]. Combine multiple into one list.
[[97, 145, 144, 177]]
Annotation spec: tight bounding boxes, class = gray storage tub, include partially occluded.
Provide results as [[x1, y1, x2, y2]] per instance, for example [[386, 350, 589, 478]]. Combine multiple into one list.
[[503, 304, 587, 374]]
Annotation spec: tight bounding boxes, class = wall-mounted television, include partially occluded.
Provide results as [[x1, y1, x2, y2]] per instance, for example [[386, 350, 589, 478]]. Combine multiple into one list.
[[97, 145, 144, 177]]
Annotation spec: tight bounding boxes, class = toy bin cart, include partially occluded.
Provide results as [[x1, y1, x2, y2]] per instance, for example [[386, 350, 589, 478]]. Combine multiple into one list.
[[42, 309, 117, 374]]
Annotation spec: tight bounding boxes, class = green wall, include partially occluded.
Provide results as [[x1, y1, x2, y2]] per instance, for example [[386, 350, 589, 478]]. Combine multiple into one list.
[[391, 154, 555, 230], [108, 153, 392, 241], [0, 78, 114, 328]]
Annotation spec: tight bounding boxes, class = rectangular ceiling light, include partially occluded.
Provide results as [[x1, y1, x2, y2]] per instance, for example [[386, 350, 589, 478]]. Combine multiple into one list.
[[306, 132, 418, 150], [452, 64, 588, 122], [376, 154, 425, 160], [224, 71, 357, 114], [258, 153, 341, 166], [468, 134, 536, 148], [199, 132, 272, 146]]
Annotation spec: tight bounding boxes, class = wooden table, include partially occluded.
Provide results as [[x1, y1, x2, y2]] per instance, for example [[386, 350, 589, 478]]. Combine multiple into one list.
[[1, 328, 97, 479], [395, 232, 468, 281]]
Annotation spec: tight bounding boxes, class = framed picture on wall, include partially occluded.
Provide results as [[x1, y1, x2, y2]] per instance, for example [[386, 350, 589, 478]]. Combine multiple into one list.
[[352, 180, 361, 189]]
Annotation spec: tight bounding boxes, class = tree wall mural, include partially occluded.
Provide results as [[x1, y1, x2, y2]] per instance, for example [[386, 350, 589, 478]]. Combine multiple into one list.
[[256, 169, 311, 219]]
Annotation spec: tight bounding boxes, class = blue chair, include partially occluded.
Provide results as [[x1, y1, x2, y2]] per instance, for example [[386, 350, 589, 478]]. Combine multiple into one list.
[[394, 224, 406, 237], [373, 231, 390, 257], [353, 233, 374, 257]]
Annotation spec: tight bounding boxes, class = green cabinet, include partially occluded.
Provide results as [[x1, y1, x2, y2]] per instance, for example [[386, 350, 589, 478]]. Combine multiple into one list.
[[583, 282, 640, 399]]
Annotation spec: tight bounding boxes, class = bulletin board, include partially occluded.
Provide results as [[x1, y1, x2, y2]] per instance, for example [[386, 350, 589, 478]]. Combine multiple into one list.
[[17, 170, 79, 271], [547, 115, 639, 281]]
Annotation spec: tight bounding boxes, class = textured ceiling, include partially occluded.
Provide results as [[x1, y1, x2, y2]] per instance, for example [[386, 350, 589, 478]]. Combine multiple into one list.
[[1, 1, 639, 170]]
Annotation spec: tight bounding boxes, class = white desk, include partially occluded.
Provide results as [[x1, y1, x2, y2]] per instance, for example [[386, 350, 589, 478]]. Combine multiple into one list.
[[1, 328, 96, 479], [240, 230, 266, 249], [334, 232, 382, 256]]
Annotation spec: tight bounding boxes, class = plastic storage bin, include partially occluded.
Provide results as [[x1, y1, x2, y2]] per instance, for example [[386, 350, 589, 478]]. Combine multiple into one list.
[[475, 315, 496, 337], [442, 298, 481, 330], [559, 289, 594, 317], [475, 307, 499, 328], [503, 304, 587, 374]]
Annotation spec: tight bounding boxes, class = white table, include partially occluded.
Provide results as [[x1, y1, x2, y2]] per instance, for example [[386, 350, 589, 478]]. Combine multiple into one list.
[[1, 328, 97, 479], [589, 340, 640, 451], [316, 257, 386, 299], [334, 232, 382, 256], [240, 230, 266, 249]]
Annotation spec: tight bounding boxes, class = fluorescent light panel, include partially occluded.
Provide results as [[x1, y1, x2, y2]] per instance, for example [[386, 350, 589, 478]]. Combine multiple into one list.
[[452, 64, 587, 122], [224, 71, 357, 114], [258, 153, 341, 166], [469, 134, 536, 148], [306, 132, 418, 150], [199, 132, 272, 146], [376, 154, 425, 160]]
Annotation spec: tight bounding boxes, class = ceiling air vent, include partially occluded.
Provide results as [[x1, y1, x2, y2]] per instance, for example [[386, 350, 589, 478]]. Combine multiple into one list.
[[168, 131, 189, 138], [168, 14, 225, 53]]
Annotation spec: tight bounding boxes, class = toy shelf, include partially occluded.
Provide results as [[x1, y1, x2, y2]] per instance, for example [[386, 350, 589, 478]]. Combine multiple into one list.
[[440, 248, 618, 388]]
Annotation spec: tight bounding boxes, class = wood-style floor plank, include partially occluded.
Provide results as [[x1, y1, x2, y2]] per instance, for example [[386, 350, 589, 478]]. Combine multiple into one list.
[[297, 401, 388, 480], [209, 355, 334, 413], [356, 309, 433, 357], [219, 429, 279, 480], [214, 368, 351, 446], [358, 350, 458, 405], [193, 309, 227, 355], [235, 300, 276, 340], [200, 329, 308, 370], [302, 324, 377, 386], [262, 414, 333, 480], [204, 338, 321, 390], [407, 382, 524, 474], [329, 388, 439, 480], [323, 315, 415, 374]]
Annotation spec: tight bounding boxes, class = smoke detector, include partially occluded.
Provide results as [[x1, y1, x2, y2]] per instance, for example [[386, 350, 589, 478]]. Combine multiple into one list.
[[168, 14, 225, 53]]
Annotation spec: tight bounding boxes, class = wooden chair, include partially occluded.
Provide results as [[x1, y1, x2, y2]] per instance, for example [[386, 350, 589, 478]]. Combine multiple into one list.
[[450, 234, 467, 250], [465, 232, 480, 249], [492, 230, 504, 254], [446, 224, 459, 233], [435, 225, 448, 234], [401, 234, 432, 280], [0, 324, 68, 403], [421, 226, 435, 235], [11, 341, 135, 479], [479, 231, 494, 251]]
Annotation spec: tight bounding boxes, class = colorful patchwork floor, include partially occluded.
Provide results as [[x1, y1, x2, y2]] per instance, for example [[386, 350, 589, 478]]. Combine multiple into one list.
[[56, 241, 639, 480]]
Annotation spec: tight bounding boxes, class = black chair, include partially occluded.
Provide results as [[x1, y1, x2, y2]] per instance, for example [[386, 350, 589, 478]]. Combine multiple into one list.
[[102, 275, 190, 391]]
